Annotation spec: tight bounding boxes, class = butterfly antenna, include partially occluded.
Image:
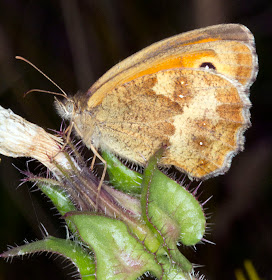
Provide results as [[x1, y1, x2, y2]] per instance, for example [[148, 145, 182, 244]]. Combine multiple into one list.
[[24, 89, 68, 99], [15, 56, 67, 98]]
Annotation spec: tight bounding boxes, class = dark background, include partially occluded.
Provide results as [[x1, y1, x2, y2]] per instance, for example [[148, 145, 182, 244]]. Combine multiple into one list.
[[0, 0, 271, 279]]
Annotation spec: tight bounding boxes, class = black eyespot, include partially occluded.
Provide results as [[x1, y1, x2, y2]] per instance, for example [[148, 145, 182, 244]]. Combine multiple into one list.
[[200, 62, 216, 70]]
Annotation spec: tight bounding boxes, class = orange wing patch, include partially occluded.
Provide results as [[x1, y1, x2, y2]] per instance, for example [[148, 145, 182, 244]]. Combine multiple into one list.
[[86, 25, 257, 110]]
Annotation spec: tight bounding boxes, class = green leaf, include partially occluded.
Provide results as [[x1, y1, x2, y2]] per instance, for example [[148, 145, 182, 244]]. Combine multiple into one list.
[[102, 150, 142, 194], [103, 150, 206, 246], [158, 256, 197, 280], [66, 213, 163, 280], [148, 170, 206, 246], [38, 183, 78, 233], [140, 148, 192, 272], [38, 183, 77, 215], [1, 236, 95, 279]]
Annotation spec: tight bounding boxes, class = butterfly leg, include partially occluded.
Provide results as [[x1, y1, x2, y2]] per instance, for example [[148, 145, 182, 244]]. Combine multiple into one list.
[[90, 154, 97, 171], [48, 122, 74, 165], [63, 122, 74, 148], [89, 144, 107, 212]]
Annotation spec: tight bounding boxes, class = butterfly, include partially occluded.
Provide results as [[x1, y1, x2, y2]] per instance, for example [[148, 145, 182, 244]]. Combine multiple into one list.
[[55, 23, 258, 180]]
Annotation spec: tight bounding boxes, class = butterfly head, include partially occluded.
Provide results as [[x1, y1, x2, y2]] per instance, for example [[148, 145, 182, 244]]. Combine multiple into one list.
[[54, 97, 76, 121]]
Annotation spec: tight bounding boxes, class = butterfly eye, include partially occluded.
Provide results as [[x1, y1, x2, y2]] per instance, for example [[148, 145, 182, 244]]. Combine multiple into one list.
[[66, 102, 74, 113], [199, 62, 216, 70]]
